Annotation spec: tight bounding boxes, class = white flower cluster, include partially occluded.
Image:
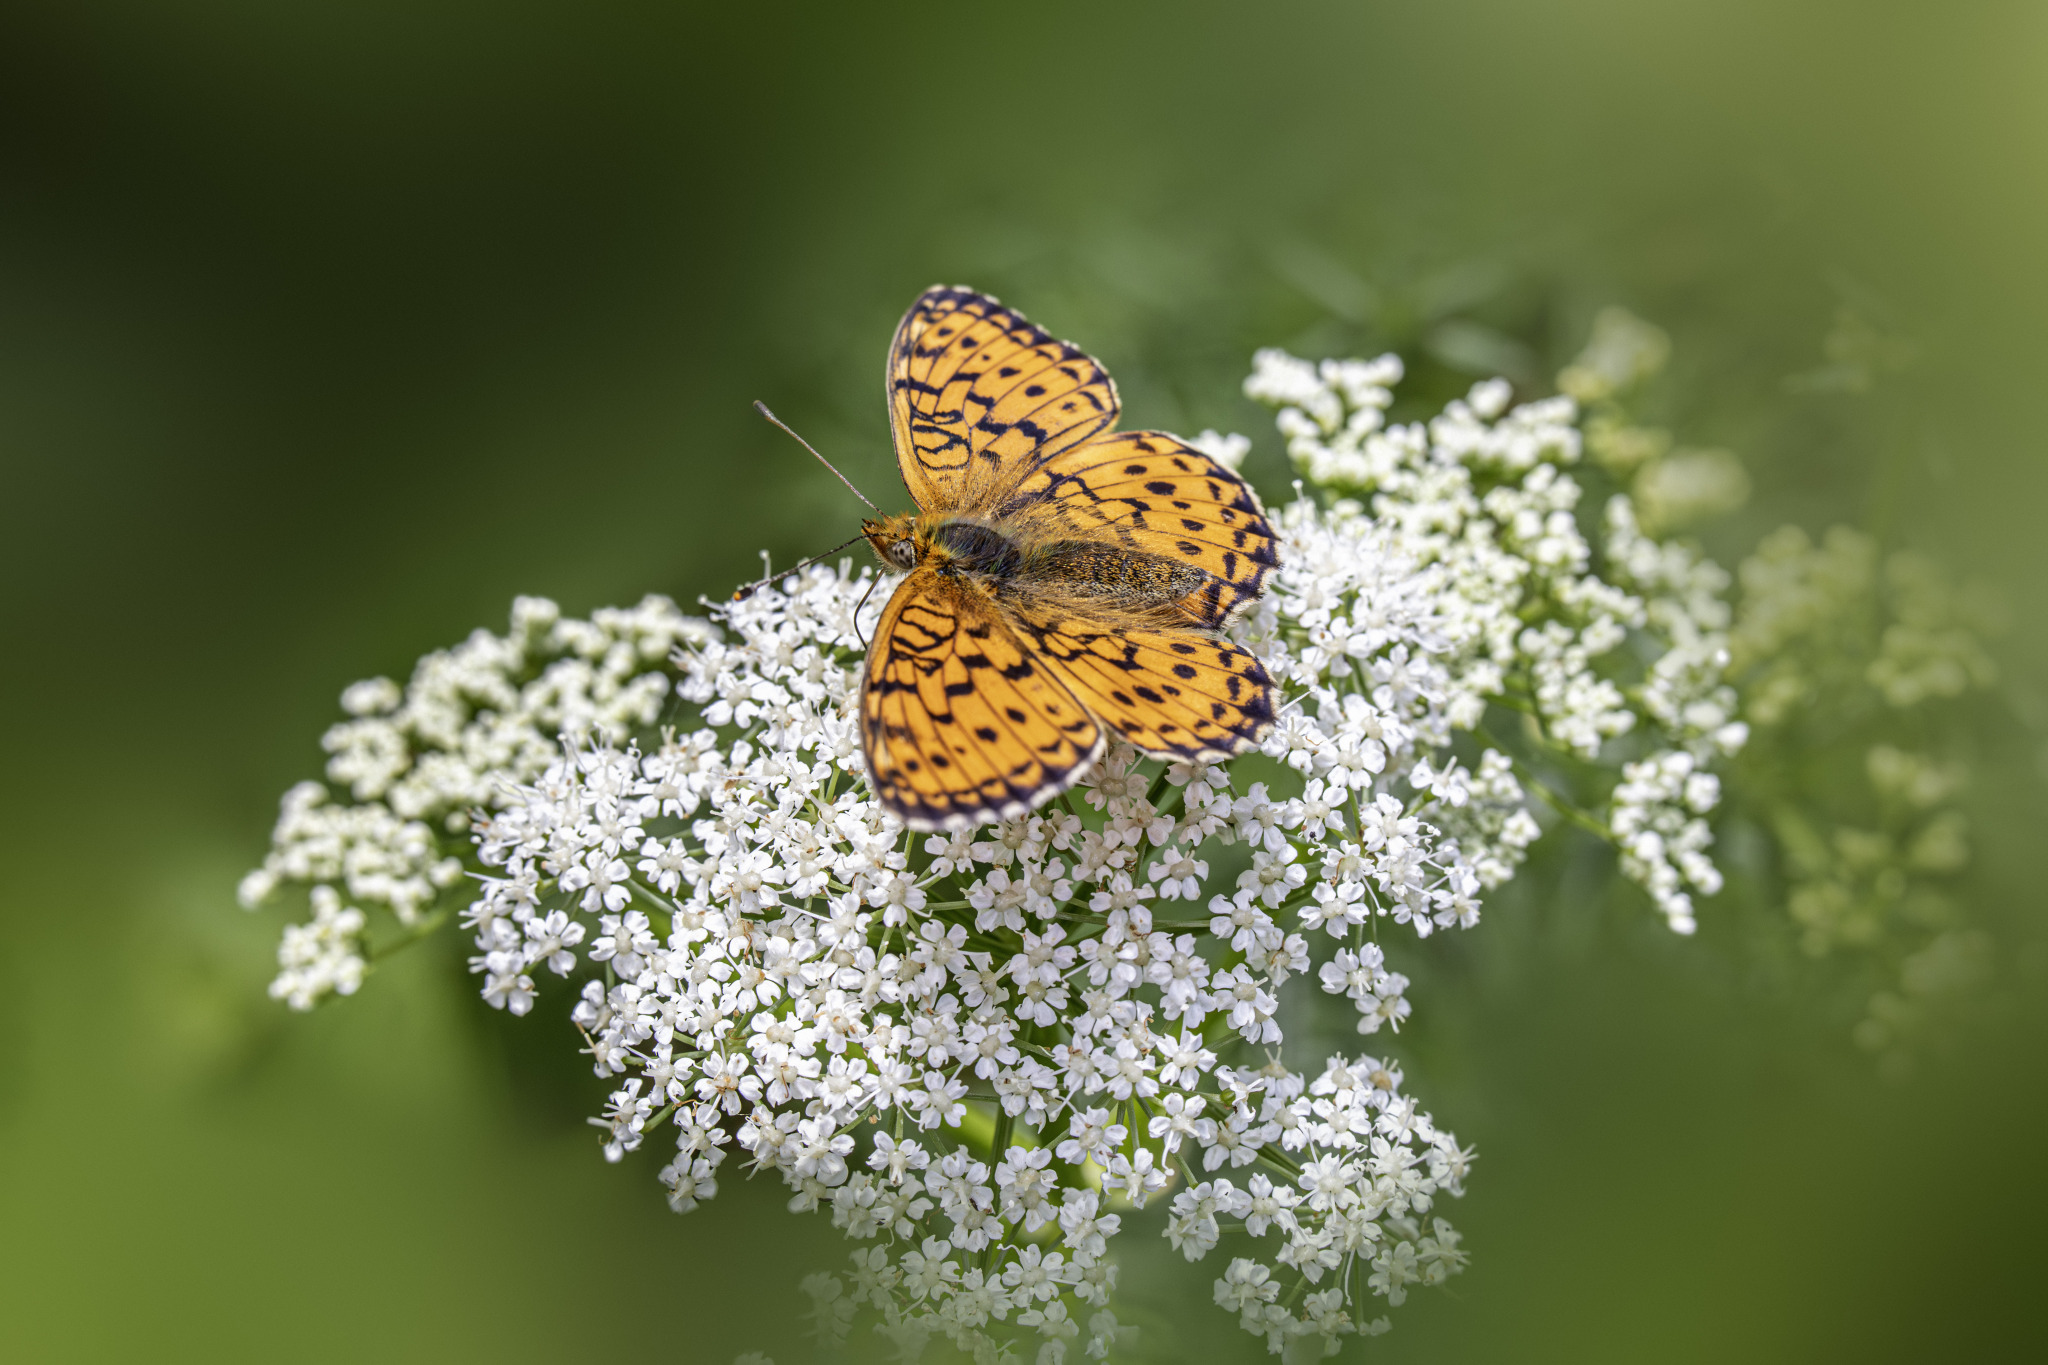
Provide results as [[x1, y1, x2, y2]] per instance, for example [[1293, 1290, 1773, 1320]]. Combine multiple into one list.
[[1245, 351, 1747, 931], [245, 344, 1762, 1358], [460, 542, 1479, 1361], [1245, 495, 1539, 905], [240, 595, 710, 1005], [268, 884, 367, 1010]]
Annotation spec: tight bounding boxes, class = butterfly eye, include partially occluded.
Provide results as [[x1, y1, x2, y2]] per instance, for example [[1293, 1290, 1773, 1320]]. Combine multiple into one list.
[[889, 540, 916, 570]]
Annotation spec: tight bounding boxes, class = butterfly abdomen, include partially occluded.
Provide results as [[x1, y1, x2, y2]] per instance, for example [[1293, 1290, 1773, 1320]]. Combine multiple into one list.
[[924, 517, 1210, 617], [1025, 541, 1209, 608]]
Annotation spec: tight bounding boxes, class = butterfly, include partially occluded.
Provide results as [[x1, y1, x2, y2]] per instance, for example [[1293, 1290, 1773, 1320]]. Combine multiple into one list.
[[848, 286, 1280, 831]]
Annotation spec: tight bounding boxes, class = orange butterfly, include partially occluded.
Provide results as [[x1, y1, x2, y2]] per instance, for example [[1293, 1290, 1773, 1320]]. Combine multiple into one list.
[[837, 287, 1280, 830]]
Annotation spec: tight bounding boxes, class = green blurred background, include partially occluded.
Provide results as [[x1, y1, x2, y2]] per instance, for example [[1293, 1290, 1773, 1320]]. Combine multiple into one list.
[[3, 1, 2044, 1360]]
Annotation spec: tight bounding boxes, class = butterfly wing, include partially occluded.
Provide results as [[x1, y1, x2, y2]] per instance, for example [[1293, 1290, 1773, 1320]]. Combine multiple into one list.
[[998, 430, 1280, 629], [863, 567, 1105, 830], [1003, 594, 1277, 763], [886, 286, 1119, 513]]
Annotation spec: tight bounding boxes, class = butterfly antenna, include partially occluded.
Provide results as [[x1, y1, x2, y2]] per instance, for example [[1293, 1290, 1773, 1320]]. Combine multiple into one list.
[[851, 572, 882, 652], [754, 401, 879, 511], [731, 532, 867, 602]]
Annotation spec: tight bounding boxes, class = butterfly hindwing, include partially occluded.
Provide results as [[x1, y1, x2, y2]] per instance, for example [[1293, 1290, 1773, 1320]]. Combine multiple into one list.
[[998, 431, 1279, 629], [887, 286, 1120, 512], [1002, 597, 1277, 763], [862, 568, 1105, 831]]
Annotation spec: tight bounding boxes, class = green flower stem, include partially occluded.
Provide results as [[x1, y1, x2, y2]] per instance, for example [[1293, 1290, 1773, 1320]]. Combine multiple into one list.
[[365, 907, 451, 962], [1480, 727, 1618, 841], [981, 1105, 1017, 1273]]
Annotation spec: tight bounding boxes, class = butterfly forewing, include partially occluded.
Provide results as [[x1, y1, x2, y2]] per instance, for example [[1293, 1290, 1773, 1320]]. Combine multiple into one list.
[[887, 286, 1119, 512], [999, 430, 1280, 629], [862, 568, 1105, 831]]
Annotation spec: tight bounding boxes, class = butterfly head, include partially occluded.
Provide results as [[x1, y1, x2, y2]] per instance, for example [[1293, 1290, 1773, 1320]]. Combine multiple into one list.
[[862, 512, 921, 572]]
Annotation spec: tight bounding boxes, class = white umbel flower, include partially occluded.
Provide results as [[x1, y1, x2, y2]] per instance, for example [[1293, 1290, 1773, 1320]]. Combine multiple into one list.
[[245, 340, 1765, 1357]]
